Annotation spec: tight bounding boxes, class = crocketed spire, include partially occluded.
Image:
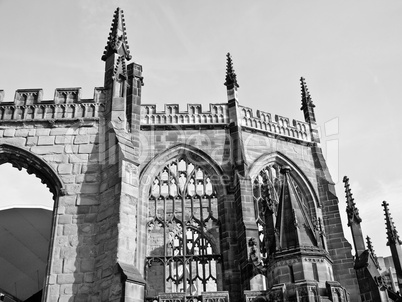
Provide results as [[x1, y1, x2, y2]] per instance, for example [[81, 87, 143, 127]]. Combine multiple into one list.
[[343, 176, 362, 226], [382, 201, 402, 246], [366, 236, 376, 257], [300, 77, 314, 106], [101, 7, 132, 61], [224, 53, 239, 88], [300, 77, 316, 124], [366, 235, 381, 268]]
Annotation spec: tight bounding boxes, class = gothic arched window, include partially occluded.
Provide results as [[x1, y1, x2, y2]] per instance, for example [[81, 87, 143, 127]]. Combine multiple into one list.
[[146, 158, 222, 297], [252, 163, 316, 256], [253, 163, 282, 257]]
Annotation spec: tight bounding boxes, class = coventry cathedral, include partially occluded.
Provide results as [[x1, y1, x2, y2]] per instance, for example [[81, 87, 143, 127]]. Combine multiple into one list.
[[0, 7, 401, 302]]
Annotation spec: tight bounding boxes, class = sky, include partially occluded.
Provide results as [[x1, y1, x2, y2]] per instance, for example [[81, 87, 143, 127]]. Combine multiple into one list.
[[0, 1, 402, 258]]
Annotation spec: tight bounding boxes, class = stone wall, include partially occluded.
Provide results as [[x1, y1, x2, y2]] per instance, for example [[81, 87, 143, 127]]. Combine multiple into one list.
[[0, 88, 360, 301], [0, 115, 102, 301]]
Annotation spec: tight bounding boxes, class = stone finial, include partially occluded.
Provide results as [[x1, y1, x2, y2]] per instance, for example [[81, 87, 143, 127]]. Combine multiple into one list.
[[382, 201, 402, 246], [224, 53, 239, 89], [101, 7, 132, 61], [300, 77, 316, 124], [343, 176, 362, 226], [300, 77, 314, 106], [366, 236, 375, 255]]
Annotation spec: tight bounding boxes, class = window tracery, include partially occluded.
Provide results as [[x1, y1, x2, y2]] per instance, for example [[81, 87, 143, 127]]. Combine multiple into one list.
[[252, 163, 315, 256], [146, 158, 221, 296], [253, 163, 282, 257]]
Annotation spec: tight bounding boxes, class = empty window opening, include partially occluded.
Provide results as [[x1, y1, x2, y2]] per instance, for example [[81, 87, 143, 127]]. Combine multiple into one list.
[[0, 163, 53, 301]]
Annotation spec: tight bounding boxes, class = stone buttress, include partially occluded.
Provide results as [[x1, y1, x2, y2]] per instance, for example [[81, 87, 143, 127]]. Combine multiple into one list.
[[343, 177, 401, 301], [97, 7, 145, 301]]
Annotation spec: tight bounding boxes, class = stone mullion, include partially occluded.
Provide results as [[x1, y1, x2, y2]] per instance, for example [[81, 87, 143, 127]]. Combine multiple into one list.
[[163, 186, 167, 293], [198, 196, 208, 292], [188, 257, 194, 293], [21, 106, 27, 119], [44, 105, 49, 119], [182, 190, 187, 295], [11, 106, 16, 119]]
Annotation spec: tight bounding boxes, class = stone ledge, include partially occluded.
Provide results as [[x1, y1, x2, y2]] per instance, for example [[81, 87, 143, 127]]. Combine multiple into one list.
[[118, 262, 146, 285]]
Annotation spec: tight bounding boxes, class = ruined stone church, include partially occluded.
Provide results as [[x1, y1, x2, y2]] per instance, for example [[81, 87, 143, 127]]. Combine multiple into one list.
[[1, 7, 401, 302]]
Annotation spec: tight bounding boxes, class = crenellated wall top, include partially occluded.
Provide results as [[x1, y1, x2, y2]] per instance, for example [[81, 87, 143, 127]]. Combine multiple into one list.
[[141, 103, 229, 126], [239, 105, 311, 142], [0, 88, 107, 122], [0, 87, 107, 105], [0, 87, 312, 143], [140, 102, 312, 143]]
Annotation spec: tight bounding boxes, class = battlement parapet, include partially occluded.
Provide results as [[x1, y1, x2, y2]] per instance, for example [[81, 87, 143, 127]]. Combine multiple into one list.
[[141, 103, 229, 126], [239, 105, 311, 142], [0, 87, 107, 121], [140, 102, 311, 142]]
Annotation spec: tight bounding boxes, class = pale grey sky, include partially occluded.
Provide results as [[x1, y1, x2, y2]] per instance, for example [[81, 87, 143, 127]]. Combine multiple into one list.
[[1, 0, 401, 257]]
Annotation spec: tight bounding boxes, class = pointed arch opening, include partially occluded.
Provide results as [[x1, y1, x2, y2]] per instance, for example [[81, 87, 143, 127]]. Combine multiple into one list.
[[0, 144, 64, 200], [247, 152, 322, 258], [0, 144, 64, 301], [139, 145, 226, 299]]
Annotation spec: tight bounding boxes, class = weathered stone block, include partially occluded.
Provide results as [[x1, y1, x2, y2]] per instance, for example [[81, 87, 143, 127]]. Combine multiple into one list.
[[78, 144, 96, 154], [55, 135, 74, 144], [38, 135, 55, 145], [79, 127, 99, 135], [3, 128, 15, 137], [0, 137, 26, 146], [26, 136, 38, 145], [77, 195, 99, 206], [50, 128, 72, 136], [69, 154, 89, 164], [36, 128, 51, 136], [65, 144, 79, 154], [63, 259, 77, 273], [58, 164, 73, 174], [51, 259, 63, 274], [63, 224, 78, 236], [81, 183, 99, 194], [57, 273, 83, 284], [65, 184, 81, 194], [31, 145, 64, 154], [48, 284, 60, 297], [61, 247, 78, 259], [58, 215, 73, 225], [84, 272, 95, 283], [81, 259, 95, 272], [125, 283, 145, 302], [74, 135, 90, 144], [14, 129, 30, 137]]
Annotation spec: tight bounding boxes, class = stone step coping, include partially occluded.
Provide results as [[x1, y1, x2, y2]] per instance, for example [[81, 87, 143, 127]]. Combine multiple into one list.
[[141, 103, 228, 115]]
